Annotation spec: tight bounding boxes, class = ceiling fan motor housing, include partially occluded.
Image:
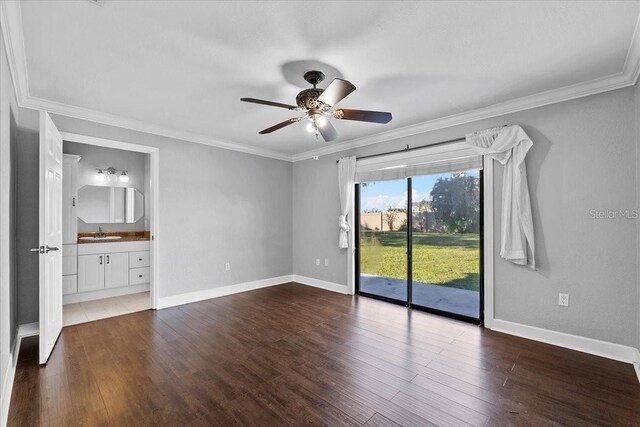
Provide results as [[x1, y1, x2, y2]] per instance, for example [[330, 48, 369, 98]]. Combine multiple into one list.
[[296, 88, 327, 111]]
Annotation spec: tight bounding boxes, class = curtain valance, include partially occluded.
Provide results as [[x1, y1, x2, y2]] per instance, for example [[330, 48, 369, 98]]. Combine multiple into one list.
[[354, 141, 483, 183]]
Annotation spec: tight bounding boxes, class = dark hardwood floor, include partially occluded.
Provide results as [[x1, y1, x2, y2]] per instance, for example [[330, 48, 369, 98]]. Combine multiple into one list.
[[8, 283, 640, 426]]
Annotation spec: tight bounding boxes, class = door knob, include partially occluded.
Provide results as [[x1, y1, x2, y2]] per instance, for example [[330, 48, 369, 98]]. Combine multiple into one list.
[[30, 246, 58, 254]]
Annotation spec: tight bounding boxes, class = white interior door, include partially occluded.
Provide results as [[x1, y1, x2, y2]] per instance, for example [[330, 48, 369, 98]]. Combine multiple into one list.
[[38, 111, 63, 364]]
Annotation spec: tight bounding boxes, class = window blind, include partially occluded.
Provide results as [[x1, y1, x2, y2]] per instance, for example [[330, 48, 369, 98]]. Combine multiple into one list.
[[355, 141, 482, 183]]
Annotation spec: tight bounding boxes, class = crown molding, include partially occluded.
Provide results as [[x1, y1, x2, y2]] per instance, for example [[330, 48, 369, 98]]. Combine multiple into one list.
[[19, 95, 293, 161], [0, 1, 292, 162], [292, 71, 636, 162], [0, 0, 29, 104], [293, 12, 640, 162], [4, 1, 640, 163]]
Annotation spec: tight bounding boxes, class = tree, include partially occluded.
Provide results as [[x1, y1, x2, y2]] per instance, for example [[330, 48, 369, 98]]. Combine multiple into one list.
[[412, 199, 430, 232], [385, 207, 398, 231], [429, 173, 480, 233]]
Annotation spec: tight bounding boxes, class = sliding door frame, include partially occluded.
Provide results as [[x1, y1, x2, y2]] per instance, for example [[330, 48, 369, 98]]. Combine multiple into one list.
[[355, 169, 486, 325]]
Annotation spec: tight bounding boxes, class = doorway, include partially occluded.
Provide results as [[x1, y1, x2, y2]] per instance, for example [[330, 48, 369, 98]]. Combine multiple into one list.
[[356, 169, 483, 324], [59, 133, 160, 325]]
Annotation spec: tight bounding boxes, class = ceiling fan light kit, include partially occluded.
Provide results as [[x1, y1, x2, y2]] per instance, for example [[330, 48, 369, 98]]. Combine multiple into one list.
[[241, 70, 392, 143]]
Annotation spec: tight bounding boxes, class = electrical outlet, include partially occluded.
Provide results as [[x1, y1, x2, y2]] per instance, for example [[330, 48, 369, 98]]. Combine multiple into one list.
[[225, 262, 230, 271], [324, 258, 329, 267], [315, 259, 320, 266], [558, 293, 569, 307]]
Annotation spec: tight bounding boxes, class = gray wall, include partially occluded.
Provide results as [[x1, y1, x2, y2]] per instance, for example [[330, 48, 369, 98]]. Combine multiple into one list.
[[63, 141, 149, 232], [293, 86, 639, 349], [15, 129, 39, 324], [12, 114, 293, 317]]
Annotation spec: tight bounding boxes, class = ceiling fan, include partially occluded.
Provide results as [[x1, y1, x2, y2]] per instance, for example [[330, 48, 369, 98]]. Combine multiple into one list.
[[240, 71, 392, 142]]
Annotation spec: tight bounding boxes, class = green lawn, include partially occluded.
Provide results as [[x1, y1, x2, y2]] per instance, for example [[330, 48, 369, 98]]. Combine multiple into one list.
[[360, 231, 480, 291]]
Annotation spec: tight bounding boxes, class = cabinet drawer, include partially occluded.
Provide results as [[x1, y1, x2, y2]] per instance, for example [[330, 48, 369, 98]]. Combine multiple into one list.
[[129, 267, 150, 285], [63, 255, 77, 276], [63, 275, 77, 295], [129, 251, 150, 268]]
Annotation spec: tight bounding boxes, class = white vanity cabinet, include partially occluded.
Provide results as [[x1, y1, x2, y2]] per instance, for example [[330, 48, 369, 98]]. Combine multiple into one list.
[[62, 154, 81, 295], [62, 154, 80, 245], [62, 244, 78, 295], [105, 252, 129, 288], [78, 254, 105, 292], [70, 240, 150, 301]]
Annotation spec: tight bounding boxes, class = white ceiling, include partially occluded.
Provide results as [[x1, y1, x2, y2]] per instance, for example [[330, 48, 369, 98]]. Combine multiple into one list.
[[14, 1, 640, 158]]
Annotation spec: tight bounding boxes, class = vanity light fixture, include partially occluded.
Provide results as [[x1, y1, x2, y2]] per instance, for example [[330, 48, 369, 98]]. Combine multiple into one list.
[[96, 166, 128, 183], [95, 169, 107, 182], [106, 169, 118, 183]]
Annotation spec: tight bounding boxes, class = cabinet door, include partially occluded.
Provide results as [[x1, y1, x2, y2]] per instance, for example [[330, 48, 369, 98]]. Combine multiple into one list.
[[105, 252, 129, 288], [78, 254, 105, 292], [62, 156, 79, 244]]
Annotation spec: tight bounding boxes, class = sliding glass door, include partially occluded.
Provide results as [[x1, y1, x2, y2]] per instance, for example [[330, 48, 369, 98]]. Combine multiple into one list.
[[356, 169, 483, 323], [410, 172, 481, 320], [357, 179, 408, 304]]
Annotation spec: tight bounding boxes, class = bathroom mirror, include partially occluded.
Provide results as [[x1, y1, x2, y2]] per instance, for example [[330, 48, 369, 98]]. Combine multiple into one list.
[[77, 185, 144, 224]]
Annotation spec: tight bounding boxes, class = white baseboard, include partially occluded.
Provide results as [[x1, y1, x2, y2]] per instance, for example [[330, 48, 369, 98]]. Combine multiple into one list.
[[63, 284, 150, 305], [1, 322, 40, 426], [16, 323, 38, 338], [491, 319, 640, 368], [292, 275, 349, 294], [631, 348, 640, 384], [156, 275, 293, 309]]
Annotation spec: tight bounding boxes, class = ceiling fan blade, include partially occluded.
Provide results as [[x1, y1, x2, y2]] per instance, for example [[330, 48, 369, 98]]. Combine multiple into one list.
[[241, 98, 298, 110], [258, 117, 301, 134], [333, 109, 392, 124], [318, 119, 338, 142], [317, 78, 356, 107]]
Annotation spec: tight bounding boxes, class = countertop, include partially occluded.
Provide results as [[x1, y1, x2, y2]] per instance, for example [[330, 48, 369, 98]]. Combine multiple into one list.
[[77, 231, 151, 244]]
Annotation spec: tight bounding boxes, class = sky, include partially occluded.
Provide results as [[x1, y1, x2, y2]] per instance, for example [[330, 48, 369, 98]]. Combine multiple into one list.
[[360, 170, 479, 212]]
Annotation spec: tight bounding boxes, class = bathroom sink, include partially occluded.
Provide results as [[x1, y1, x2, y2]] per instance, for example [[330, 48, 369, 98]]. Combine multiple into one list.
[[79, 236, 123, 241]]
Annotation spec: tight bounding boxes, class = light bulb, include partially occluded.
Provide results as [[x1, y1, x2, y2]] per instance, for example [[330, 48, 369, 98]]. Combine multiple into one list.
[[107, 171, 117, 183], [306, 122, 315, 133], [315, 115, 327, 126], [96, 170, 106, 182], [119, 172, 129, 183]]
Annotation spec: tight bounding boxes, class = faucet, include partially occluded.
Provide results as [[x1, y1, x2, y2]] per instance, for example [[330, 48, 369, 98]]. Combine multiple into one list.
[[96, 227, 106, 238]]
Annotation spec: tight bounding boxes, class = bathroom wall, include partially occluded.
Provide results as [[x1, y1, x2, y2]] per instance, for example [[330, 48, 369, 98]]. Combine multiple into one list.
[[63, 141, 150, 232]]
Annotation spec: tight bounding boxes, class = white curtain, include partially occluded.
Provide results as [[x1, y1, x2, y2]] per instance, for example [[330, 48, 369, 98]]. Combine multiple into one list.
[[466, 125, 535, 268], [338, 156, 356, 249]]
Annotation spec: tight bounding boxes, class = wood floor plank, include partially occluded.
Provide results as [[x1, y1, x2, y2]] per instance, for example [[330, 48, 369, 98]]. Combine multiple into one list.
[[7, 283, 640, 426]]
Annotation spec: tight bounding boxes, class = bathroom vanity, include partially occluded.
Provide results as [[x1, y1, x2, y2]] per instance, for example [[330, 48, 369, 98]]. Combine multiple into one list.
[[63, 235, 151, 304], [61, 152, 150, 304]]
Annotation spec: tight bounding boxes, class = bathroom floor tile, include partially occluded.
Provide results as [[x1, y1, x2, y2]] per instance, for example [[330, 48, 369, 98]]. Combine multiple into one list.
[[63, 292, 150, 326]]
